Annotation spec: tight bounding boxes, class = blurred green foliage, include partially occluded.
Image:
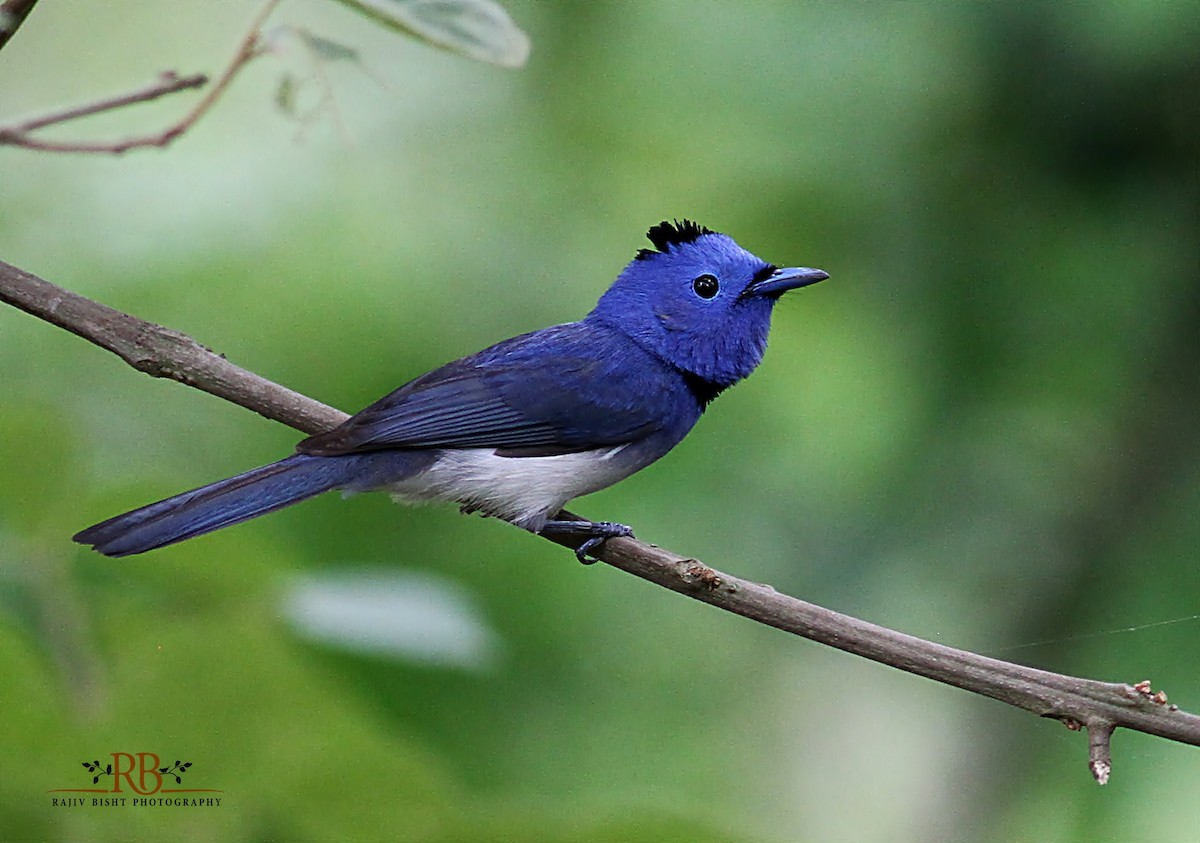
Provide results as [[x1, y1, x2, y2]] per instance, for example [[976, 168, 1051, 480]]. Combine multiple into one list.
[[1, 1, 1198, 841]]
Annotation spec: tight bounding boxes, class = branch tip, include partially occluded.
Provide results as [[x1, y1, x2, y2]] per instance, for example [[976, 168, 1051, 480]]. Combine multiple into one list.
[[1087, 721, 1115, 785]]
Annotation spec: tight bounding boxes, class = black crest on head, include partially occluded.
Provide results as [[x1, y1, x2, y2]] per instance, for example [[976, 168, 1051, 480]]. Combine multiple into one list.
[[635, 219, 716, 260]]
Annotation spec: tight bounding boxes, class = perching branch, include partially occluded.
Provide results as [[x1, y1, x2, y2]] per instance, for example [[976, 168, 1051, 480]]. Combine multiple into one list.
[[0, 0, 279, 153], [0, 259, 341, 433], [3, 256, 1199, 783]]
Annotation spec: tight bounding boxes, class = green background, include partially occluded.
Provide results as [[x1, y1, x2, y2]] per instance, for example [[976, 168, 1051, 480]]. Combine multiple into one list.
[[1, 1, 1197, 841]]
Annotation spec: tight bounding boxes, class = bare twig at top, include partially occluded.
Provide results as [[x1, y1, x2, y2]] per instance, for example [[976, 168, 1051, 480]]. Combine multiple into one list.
[[0, 0, 281, 154]]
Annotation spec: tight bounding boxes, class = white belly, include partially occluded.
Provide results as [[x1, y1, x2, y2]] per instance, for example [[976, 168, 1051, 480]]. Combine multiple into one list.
[[383, 446, 635, 531]]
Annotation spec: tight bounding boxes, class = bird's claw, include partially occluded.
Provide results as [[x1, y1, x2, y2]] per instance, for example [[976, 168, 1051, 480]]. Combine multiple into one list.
[[576, 521, 634, 563], [541, 519, 634, 564]]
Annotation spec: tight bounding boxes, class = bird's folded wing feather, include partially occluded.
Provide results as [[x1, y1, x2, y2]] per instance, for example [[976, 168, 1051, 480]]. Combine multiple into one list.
[[296, 324, 690, 456]]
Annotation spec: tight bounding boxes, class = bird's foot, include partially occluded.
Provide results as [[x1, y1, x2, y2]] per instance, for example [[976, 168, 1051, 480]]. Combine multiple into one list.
[[539, 519, 634, 564]]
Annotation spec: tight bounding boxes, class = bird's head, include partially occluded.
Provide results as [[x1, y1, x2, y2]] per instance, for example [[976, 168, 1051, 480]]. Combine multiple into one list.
[[588, 220, 828, 389]]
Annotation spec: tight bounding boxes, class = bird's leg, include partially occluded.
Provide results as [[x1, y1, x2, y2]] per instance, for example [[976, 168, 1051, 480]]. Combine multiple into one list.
[[538, 518, 634, 564]]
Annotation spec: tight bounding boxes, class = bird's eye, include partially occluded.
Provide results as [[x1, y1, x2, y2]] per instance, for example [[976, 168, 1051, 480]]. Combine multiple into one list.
[[692, 274, 719, 299]]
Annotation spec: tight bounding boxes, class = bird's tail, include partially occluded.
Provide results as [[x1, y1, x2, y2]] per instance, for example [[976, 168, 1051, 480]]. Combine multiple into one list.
[[74, 453, 360, 557]]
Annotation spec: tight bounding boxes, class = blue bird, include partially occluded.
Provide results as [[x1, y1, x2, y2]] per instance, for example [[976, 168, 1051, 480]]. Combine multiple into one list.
[[74, 221, 827, 561]]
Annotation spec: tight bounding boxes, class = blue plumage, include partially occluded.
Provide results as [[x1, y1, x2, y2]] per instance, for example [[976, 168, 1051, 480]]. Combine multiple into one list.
[[296, 322, 685, 455], [74, 221, 827, 560]]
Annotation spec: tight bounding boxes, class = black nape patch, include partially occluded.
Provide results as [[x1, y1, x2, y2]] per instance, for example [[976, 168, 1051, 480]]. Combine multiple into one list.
[[679, 370, 727, 410], [635, 219, 716, 260]]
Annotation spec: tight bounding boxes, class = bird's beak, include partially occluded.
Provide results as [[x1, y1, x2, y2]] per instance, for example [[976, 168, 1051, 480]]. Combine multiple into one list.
[[744, 266, 829, 298]]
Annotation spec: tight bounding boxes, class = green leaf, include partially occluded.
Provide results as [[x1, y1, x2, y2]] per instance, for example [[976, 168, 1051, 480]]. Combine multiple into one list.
[[332, 0, 530, 67]]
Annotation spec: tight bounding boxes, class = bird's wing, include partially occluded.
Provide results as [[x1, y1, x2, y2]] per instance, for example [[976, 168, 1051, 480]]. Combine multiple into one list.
[[297, 324, 691, 457]]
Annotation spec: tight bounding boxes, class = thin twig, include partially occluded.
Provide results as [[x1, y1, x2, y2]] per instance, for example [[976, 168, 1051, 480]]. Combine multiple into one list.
[[0, 0, 39, 52], [0, 72, 210, 146], [163, 0, 282, 144], [0, 0, 281, 154], [2, 256, 1199, 782]]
